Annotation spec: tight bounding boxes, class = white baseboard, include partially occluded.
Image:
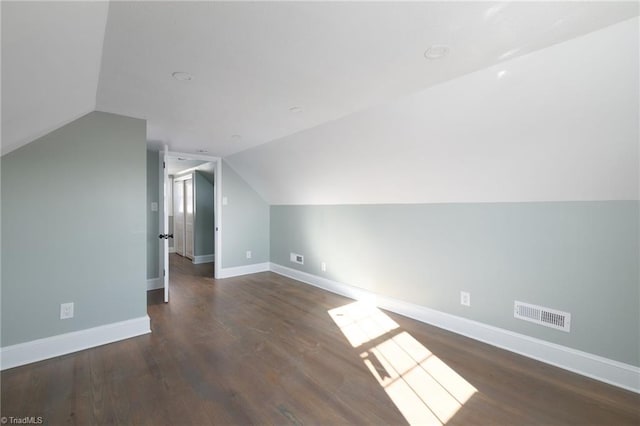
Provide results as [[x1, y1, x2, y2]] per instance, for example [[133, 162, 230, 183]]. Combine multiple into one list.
[[169, 246, 176, 254], [0, 316, 151, 371], [219, 262, 270, 278], [192, 254, 214, 264], [147, 277, 163, 291], [269, 263, 640, 394]]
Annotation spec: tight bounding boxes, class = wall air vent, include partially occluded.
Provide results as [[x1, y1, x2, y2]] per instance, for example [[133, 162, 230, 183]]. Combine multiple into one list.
[[290, 252, 304, 265], [514, 301, 571, 332]]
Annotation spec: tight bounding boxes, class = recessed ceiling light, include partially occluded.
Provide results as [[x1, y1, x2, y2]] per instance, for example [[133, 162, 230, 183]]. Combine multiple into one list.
[[497, 70, 508, 79], [231, 134, 241, 140], [289, 106, 303, 113], [424, 45, 450, 60], [172, 71, 193, 81]]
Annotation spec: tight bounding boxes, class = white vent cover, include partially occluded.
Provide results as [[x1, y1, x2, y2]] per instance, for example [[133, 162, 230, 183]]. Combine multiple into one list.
[[514, 301, 571, 332], [290, 252, 304, 265]]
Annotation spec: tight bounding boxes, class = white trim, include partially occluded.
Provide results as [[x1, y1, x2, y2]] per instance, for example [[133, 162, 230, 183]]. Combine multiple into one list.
[[192, 254, 214, 264], [147, 277, 163, 291], [164, 151, 222, 280], [158, 149, 173, 303], [0, 316, 151, 371], [219, 262, 270, 278], [215, 158, 222, 280], [269, 263, 640, 393], [169, 246, 176, 254]]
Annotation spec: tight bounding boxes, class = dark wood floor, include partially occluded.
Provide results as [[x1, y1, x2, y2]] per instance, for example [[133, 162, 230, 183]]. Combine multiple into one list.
[[2, 254, 639, 425]]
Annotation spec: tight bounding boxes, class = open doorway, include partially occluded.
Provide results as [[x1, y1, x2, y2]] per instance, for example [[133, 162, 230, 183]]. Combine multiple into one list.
[[159, 150, 222, 302]]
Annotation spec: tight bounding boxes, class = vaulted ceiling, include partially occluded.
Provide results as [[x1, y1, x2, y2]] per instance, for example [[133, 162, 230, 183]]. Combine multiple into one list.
[[2, 2, 638, 204]]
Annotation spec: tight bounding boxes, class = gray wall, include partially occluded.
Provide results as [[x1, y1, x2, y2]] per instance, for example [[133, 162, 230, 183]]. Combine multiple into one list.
[[194, 171, 214, 257], [270, 201, 639, 366], [147, 150, 159, 278], [222, 161, 269, 268], [1, 111, 148, 347]]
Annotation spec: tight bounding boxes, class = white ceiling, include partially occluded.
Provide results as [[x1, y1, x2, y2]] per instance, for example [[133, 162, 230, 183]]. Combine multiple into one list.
[[166, 157, 208, 176], [1, 1, 108, 155], [2, 1, 637, 157], [94, 1, 638, 157], [227, 17, 639, 204], [166, 157, 215, 178], [1, 2, 638, 203]]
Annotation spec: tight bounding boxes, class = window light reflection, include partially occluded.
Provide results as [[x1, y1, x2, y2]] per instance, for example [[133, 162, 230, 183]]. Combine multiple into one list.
[[328, 302, 477, 425]]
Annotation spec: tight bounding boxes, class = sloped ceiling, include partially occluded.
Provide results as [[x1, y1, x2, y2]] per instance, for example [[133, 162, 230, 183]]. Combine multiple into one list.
[[227, 17, 639, 204], [2, 2, 638, 204], [1, 1, 108, 155], [95, 1, 638, 157]]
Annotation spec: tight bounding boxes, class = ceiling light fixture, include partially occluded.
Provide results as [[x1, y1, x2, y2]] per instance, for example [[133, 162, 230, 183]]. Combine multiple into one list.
[[424, 45, 450, 60], [171, 71, 193, 81], [289, 106, 303, 113], [231, 134, 241, 140]]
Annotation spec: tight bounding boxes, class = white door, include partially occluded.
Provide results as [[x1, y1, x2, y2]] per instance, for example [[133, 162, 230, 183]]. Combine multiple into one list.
[[184, 177, 194, 259], [162, 149, 170, 303], [173, 180, 185, 256]]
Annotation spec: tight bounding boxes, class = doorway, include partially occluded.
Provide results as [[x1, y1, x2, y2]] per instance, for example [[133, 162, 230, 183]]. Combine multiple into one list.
[[159, 150, 222, 302]]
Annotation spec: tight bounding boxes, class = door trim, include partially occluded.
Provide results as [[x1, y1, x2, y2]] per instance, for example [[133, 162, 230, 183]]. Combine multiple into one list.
[[160, 151, 222, 285]]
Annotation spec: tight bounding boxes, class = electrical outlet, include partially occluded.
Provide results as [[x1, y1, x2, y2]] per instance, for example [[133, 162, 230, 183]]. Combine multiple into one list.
[[321, 262, 327, 272], [60, 302, 74, 319], [460, 291, 471, 307], [246, 250, 252, 259]]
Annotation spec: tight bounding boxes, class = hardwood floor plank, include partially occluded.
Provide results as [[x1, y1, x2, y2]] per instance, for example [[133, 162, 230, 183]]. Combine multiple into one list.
[[2, 254, 638, 425]]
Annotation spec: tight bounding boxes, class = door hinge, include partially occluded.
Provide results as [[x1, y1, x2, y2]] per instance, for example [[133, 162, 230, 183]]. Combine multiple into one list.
[[163, 161, 166, 169], [163, 269, 166, 277]]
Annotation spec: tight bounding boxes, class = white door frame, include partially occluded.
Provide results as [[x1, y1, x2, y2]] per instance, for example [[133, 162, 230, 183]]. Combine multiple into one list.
[[159, 150, 222, 302], [173, 173, 192, 257]]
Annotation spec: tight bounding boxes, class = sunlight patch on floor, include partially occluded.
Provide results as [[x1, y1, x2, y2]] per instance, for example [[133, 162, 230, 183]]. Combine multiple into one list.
[[328, 301, 477, 425]]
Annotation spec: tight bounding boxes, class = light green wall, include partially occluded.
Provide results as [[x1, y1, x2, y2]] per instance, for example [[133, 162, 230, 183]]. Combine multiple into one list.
[[194, 171, 214, 257], [222, 161, 269, 268], [1, 111, 147, 346], [147, 150, 160, 279], [270, 201, 640, 366]]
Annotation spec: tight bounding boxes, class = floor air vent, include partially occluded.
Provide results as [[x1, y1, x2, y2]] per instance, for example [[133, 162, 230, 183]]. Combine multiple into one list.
[[514, 301, 571, 332]]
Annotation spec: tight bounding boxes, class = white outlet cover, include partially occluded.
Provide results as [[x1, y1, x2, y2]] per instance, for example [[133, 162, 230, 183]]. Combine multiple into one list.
[[60, 302, 74, 319], [460, 291, 471, 307], [321, 262, 327, 272], [246, 250, 252, 259], [151, 202, 158, 211]]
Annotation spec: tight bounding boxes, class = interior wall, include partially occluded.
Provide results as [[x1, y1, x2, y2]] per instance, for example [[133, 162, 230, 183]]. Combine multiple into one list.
[[270, 201, 639, 367], [146, 150, 160, 279], [194, 171, 214, 257], [1, 111, 148, 346], [221, 161, 269, 268]]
